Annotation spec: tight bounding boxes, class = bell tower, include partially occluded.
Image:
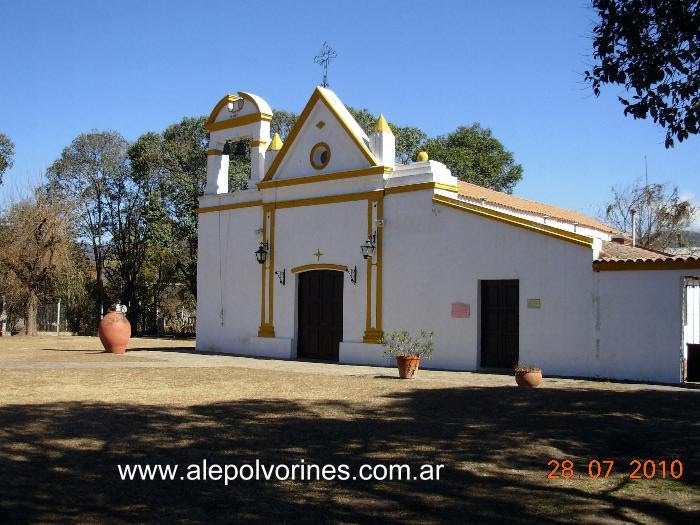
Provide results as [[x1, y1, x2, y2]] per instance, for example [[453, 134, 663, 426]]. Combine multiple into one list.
[[204, 91, 272, 194]]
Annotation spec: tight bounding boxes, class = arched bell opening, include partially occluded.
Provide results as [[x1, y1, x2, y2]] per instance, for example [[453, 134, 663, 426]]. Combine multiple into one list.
[[204, 91, 272, 195]]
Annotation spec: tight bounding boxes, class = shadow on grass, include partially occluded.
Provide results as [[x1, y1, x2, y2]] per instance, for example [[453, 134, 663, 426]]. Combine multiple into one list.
[[0, 386, 698, 523]]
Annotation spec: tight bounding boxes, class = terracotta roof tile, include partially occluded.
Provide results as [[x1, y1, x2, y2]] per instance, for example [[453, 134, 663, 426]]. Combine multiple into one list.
[[457, 181, 619, 234], [597, 241, 672, 261], [596, 240, 700, 263]]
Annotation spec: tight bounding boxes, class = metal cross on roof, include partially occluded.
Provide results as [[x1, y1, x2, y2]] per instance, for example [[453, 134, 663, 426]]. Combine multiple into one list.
[[314, 42, 337, 88]]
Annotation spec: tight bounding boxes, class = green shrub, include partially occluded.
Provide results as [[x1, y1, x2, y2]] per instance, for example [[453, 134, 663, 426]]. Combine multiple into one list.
[[382, 330, 434, 358]]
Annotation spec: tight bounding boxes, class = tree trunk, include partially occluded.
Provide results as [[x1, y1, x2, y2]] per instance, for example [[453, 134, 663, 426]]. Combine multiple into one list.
[[94, 247, 105, 322], [24, 291, 38, 336]]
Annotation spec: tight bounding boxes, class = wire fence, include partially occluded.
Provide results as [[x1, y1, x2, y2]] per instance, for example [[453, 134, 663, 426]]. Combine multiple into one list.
[[36, 301, 71, 333]]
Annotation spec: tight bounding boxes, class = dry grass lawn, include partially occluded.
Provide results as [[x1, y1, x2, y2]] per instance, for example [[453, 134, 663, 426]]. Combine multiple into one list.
[[0, 336, 698, 523]]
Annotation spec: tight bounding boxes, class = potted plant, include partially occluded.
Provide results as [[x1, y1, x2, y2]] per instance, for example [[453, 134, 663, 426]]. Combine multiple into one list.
[[514, 364, 543, 387], [382, 330, 434, 379]]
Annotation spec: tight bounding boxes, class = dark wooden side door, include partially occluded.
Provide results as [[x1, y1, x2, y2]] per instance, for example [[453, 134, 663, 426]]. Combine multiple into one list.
[[481, 280, 519, 368], [297, 270, 343, 361]]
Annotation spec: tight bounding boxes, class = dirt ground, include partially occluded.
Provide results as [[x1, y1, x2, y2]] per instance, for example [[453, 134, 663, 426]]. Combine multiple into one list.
[[0, 336, 698, 523]]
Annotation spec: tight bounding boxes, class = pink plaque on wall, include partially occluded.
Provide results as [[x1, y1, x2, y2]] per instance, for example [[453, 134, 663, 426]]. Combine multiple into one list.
[[451, 303, 470, 318]]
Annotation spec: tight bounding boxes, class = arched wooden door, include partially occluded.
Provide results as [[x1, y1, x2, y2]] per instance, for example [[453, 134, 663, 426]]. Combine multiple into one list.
[[297, 270, 343, 361]]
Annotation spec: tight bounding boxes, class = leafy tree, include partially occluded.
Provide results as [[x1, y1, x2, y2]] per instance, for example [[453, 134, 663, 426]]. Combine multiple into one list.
[[585, 0, 700, 147], [270, 109, 298, 140], [346, 107, 427, 164], [46, 131, 128, 319], [103, 160, 152, 332], [604, 180, 697, 250], [424, 124, 523, 193], [0, 132, 14, 185], [0, 188, 78, 335]]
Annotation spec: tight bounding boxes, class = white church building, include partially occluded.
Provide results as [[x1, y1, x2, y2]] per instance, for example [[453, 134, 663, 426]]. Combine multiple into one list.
[[196, 87, 700, 384]]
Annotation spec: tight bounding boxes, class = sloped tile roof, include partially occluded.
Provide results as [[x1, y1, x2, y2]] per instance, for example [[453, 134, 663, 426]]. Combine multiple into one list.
[[457, 181, 619, 234], [597, 241, 673, 262], [594, 240, 700, 270]]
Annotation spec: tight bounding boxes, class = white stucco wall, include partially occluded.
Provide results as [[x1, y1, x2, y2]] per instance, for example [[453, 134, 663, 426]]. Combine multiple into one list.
[[594, 270, 690, 384], [273, 102, 371, 181], [380, 189, 597, 375], [273, 200, 368, 345], [196, 206, 262, 352], [685, 283, 700, 345]]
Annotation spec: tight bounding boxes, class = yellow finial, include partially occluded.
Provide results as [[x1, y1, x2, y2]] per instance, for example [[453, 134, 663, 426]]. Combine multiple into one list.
[[269, 133, 283, 151], [373, 114, 392, 133], [417, 151, 429, 161]]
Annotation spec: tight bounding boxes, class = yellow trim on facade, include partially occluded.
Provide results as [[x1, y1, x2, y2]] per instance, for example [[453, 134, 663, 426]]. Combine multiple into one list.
[[362, 192, 384, 344], [250, 139, 268, 147], [268, 205, 276, 332], [274, 190, 382, 210], [291, 263, 348, 274], [384, 181, 460, 195], [364, 199, 373, 339], [196, 200, 262, 214], [256, 166, 387, 190], [257, 204, 276, 338], [376, 193, 384, 336], [435, 182, 460, 192], [205, 94, 237, 127], [362, 329, 384, 344], [309, 142, 332, 170], [206, 112, 273, 132], [593, 259, 700, 272], [432, 194, 593, 247], [258, 207, 268, 337], [207, 149, 223, 155], [263, 87, 378, 182]]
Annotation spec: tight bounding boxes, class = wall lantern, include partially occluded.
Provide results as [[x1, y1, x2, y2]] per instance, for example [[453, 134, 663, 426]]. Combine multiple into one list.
[[255, 242, 269, 264], [346, 265, 357, 285], [361, 232, 376, 260], [275, 269, 286, 286]]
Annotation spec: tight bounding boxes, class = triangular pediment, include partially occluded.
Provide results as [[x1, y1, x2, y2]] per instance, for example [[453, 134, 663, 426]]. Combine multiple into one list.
[[263, 87, 378, 182]]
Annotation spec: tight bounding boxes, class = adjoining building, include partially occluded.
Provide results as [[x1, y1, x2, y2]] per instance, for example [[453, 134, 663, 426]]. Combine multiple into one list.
[[196, 87, 700, 384]]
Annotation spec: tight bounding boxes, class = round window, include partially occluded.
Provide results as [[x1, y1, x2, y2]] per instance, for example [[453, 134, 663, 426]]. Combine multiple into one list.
[[309, 142, 331, 170]]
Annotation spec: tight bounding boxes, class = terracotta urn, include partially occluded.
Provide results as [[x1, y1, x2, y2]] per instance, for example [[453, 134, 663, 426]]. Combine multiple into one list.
[[515, 369, 543, 387], [396, 356, 421, 379], [98, 310, 131, 354]]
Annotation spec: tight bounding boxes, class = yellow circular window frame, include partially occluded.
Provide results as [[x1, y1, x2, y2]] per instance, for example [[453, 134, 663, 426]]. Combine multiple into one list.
[[309, 142, 331, 170]]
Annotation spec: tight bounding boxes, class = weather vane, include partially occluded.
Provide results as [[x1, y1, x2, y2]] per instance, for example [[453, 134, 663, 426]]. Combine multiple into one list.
[[314, 42, 337, 88]]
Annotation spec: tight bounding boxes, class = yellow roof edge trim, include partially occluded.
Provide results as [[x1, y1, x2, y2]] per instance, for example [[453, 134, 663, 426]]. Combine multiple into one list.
[[263, 86, 378, 182], [205, 94, 238, 127], [205, 112, 272, 132], [291, 263, 348, 274], [374, 114, 392, 133], [257, 165, 385, 190], [432, 194, 593, 248], [197, 200, 262, 214]]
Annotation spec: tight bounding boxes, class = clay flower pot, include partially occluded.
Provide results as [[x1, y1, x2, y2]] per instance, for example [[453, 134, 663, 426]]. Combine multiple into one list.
[[98, 311, 131, 354], [515, 369, 543, 387], [396, 356, 421, 379]]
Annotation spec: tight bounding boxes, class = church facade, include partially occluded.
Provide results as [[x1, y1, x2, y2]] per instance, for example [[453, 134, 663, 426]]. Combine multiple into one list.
[[196, 87, 700, 384]]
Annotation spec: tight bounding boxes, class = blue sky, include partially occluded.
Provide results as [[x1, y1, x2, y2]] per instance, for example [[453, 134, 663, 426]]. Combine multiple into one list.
[[1, 0, 698, 226]]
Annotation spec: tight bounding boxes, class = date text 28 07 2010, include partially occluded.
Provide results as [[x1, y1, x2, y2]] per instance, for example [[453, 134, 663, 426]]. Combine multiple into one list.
[[547, 459, 684, 480]]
